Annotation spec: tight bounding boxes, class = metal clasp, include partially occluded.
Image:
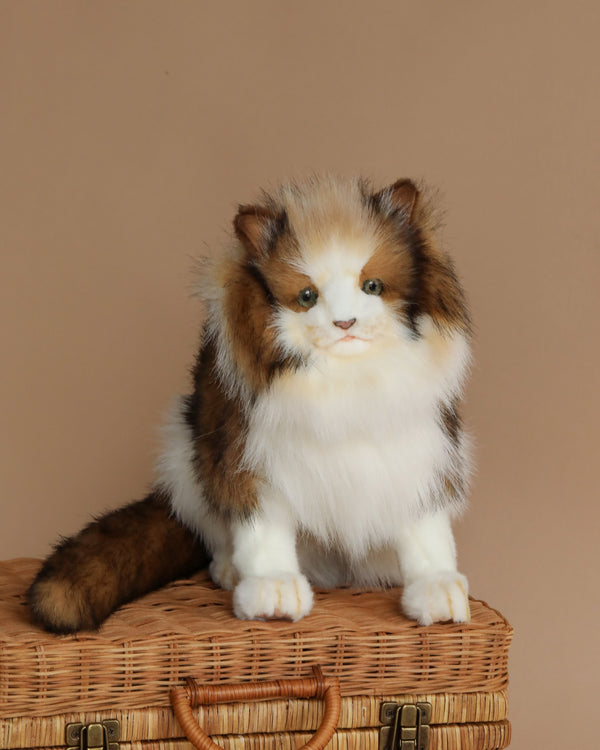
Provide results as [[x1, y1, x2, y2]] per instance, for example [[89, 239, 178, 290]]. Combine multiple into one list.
[[66, 720, 120, 750], [379, 702, 431, 750]]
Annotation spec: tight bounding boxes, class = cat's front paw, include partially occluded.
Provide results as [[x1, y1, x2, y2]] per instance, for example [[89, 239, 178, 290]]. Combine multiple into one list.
[[209, 555, 238, 590], [233, 574, 314, 622], [401, 572, 470, 626]]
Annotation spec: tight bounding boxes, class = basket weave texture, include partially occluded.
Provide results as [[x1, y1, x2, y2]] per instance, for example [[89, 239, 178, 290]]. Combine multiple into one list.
[[2, 692, 509, 748], [0, 559, 512, 720]]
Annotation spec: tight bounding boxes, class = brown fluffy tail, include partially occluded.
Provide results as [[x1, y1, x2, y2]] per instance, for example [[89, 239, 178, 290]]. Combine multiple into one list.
[[27, 490, 210, 633]]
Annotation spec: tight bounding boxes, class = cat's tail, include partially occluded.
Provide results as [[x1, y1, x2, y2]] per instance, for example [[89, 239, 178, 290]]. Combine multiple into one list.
[[27, 489, 210, 633]]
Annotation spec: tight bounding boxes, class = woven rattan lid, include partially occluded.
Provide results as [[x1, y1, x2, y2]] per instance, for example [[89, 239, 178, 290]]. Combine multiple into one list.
[[0, 558, 512, 718]]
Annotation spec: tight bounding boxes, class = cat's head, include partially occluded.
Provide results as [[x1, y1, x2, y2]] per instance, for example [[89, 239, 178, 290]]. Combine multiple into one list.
[[210, 175, 469, 391]]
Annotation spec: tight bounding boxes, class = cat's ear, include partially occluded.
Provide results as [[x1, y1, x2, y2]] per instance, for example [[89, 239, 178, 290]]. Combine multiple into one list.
[[371, 179, 419, 223], [234, 205, 287, 259]]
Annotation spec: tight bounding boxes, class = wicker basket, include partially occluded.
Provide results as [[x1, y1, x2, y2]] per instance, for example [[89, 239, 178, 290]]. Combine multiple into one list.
[[0, 558, 512, 750]]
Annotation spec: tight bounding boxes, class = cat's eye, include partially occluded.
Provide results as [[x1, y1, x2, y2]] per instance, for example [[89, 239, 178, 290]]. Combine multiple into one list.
[[362, 278, 384, 296], [297, 287, 319, 309]]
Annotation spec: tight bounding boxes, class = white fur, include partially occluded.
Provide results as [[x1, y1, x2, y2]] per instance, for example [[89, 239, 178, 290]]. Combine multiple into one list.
[[230, 498, 314, 621], [277, 238, 401, 361], [233, 574, 314, 622], [396, 510, 470, 624], [243, 354, 456, 555], [154, 398, 227, 555], [157, 236, 471, 625], [402, 572, 470, 625]]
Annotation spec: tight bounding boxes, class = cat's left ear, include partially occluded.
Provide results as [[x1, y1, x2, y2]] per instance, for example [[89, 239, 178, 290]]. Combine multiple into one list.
[[234, 205, 287, 259], [371, 179, 419, 223]]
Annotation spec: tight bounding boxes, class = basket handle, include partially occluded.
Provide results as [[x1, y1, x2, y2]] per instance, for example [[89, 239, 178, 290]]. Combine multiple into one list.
[[170, 665, 341, 750]]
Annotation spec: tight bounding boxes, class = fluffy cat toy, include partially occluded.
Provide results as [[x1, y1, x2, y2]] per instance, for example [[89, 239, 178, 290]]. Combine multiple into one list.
[[28, 175, 472, 633]]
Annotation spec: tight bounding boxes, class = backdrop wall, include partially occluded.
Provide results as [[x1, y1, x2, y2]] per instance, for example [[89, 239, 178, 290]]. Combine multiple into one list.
[[2, 3, 599, 747]]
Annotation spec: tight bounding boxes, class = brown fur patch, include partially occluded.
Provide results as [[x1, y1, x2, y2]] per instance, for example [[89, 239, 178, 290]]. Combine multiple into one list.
[[222, 259, 304, 391], [234, 205, 288, 259], [359, 236, 414, 307], [234, 203, 319, 315], [27, 491, 208, 633], [187, 338, 261, 519], [366, 178, 470, 333], [261, 255, 315, 313], [28, 577, 88, 633], [443, 472, 465, 503], [440, 400, 462, 447], [415, 235, 471, 332], [369, 178, 419, 222], [438, 400, 467, 509]]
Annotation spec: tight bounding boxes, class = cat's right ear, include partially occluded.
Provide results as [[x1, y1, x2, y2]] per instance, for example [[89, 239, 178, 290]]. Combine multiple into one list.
[[234, 205, 287, 259], [370, 179, 420, 224]]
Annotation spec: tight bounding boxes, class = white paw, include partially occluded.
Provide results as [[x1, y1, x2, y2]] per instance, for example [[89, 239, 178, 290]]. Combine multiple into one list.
[[209, 555, 238, 590], [401, 572, 470, 626], [233, 574, 314, 622]]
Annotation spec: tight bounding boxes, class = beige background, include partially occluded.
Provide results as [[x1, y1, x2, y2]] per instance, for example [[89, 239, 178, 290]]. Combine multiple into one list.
[[2, 2, 599, 747]]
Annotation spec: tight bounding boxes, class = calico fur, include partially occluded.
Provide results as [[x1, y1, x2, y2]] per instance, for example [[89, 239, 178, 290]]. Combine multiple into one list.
[[28, 491, 208, 634], [29, 175, 472, 632]]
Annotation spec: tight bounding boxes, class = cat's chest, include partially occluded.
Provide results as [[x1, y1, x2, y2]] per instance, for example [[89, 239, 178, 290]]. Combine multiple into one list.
[[243, 353, 449, 545], [247, 347, 443, 447]]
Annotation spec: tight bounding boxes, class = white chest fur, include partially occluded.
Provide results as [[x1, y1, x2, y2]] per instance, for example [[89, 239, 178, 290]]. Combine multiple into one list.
[[243, 335, 460, 558]]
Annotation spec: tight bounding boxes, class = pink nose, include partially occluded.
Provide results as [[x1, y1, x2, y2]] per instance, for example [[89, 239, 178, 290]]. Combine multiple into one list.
[[333, 318, 357, 330]]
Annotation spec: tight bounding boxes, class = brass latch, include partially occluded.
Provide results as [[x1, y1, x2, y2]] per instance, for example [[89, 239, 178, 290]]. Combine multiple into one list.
[[379, 701, 431, 750], [66, 720, 120, 750]]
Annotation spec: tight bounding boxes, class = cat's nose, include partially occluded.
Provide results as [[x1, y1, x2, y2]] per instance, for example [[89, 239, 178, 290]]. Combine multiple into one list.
[[333, 318, 357, 330]]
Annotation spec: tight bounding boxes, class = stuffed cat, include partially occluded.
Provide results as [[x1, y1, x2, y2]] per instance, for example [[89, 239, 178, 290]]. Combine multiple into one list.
[[28, 175, 472, 633]]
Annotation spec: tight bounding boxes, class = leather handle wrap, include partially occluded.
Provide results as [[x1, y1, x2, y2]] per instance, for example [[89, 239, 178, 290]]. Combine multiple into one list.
[[170, 665, 341, 750]]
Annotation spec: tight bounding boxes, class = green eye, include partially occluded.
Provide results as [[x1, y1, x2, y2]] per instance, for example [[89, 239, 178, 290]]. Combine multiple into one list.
[[297, 287, 319, 309], [362, 278, 384, 296]]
